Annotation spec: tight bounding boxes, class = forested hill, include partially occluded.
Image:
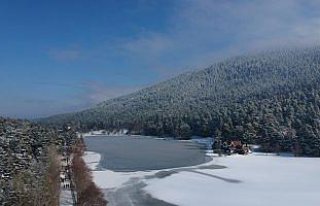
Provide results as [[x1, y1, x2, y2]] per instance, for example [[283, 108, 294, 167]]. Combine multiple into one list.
[[41, 46, 320, 156]]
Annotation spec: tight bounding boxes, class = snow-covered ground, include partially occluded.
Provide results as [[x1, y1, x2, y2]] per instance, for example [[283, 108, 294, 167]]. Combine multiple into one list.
[[83, 151, 101, 170], [82, 129, 128, 137], [83, 150, 158, 189], [145, 153, 320, 206], [84, 151, 320, 206]]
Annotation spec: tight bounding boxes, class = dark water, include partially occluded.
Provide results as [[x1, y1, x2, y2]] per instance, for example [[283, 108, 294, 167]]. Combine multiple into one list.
[[84, 136, 209, 172]]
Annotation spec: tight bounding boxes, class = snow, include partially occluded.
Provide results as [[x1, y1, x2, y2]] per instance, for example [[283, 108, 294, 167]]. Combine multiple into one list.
[[144, 153, 320, 206], [83, 151, 101, 170], [83, 151, 156, 189], [83, 150, 320, 206], [59, 189, 73, 206], [82, 129, 128, 137], [92, 170, 155, 189]]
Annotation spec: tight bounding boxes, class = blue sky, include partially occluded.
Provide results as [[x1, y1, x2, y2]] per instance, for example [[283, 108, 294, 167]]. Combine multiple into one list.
[[1, 0, 320, 118]]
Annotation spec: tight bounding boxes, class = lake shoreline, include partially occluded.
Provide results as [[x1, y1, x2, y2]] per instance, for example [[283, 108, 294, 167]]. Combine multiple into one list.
[[83, 147, 222, 206], [83, 142, 320, 206], [83, 135, 211, 172], [82, 135, 216, 206]]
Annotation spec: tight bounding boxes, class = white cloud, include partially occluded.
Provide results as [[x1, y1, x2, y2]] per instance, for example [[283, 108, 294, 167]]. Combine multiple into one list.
[[117, 0, 320, 75], [81, 81, 141, 105], [120, 32, 173, 58]]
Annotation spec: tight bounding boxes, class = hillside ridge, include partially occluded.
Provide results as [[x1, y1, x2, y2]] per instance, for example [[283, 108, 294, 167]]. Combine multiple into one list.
[[41, 46, 320, 156]]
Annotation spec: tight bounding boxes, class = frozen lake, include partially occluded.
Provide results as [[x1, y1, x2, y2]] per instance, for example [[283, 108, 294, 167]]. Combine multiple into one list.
[[83, 137, 320, 206], [84, 135, 210, 172]]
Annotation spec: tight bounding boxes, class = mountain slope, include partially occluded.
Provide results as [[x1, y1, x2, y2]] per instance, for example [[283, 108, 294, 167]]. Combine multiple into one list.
[[42, 46, 320, 156]]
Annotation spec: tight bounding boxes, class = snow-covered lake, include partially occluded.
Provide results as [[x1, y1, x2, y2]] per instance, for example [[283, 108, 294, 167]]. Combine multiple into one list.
[[83, 136, 320, 206]]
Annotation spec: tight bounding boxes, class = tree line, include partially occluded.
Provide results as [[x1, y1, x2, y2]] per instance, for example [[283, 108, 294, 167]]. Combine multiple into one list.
[[0, 118, 108, 205]]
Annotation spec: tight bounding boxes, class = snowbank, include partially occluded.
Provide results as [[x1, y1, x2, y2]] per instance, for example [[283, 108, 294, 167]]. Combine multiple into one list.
[[83, 150, 156, 189], [83, 151, 101, 170], [83, 129, 129, 137], [144, 154, 320, 206]]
